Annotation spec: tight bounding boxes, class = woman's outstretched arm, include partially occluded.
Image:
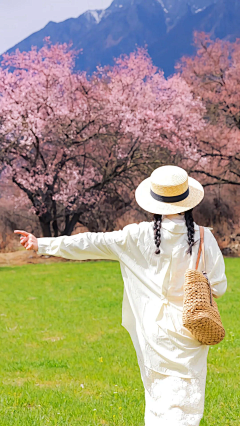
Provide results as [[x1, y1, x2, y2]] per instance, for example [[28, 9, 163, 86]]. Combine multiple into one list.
[[14, 224, 139, 262]]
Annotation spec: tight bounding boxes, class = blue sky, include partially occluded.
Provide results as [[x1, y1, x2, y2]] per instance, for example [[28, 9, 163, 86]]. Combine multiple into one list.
[[0, 0, 112, 55]]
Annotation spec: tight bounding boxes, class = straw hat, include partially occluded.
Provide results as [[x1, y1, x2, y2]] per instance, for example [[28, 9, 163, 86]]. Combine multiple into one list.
[[135, 165, 204, 215]]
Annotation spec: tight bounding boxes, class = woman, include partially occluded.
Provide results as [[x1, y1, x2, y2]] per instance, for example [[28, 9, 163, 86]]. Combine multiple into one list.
[[14, 165, 227, 426]]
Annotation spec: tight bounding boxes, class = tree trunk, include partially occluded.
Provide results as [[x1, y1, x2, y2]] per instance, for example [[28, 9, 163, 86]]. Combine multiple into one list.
[[52, 219, 58, 237], [39, 215, 52, 237], [52, 200, 59, 237], [63, 212, 81, 235]]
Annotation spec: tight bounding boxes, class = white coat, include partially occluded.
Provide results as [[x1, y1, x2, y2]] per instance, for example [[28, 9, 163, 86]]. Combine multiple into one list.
[[36, 214, 227, 393]]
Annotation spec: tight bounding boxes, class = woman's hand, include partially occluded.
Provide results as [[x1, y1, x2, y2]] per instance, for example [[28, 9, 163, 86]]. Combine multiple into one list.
[[14, 230, 38, 251]]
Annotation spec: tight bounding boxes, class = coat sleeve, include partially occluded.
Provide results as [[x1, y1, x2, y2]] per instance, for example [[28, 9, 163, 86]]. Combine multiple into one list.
[[36, 223, 139, 262], [205, 228, 227, 299]]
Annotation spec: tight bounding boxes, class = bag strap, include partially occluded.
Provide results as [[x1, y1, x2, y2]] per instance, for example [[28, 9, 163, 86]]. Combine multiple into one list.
[[195, 226, 213, 305], [195, 226, 205, 271]]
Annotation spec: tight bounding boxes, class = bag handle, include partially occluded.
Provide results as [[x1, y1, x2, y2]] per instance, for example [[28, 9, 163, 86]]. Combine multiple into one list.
[[195, 226, 213, 305], [195, 226, 205, 270]]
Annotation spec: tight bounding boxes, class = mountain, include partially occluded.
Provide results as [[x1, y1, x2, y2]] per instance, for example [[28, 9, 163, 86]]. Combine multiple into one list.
[[157, 0, 216, 29], [150, 0, 240, 75], [2, 0, 240, 77], [74, 0, 167, 73]]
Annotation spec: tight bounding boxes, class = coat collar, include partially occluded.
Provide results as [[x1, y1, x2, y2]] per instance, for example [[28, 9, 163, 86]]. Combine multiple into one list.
[[160, 214, 200, 234]]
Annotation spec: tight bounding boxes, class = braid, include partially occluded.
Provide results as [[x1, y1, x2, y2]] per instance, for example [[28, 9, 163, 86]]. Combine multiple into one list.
[[153, 213, 162, 255], [184, 209, 195, 255]]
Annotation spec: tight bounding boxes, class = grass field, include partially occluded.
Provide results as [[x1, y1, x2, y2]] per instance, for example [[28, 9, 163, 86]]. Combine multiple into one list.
[[0, 258, 239, 425]]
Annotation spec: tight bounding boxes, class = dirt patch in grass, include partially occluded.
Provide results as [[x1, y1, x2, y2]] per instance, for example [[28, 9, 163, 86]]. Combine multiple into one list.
[[0, 250, 84, 267]]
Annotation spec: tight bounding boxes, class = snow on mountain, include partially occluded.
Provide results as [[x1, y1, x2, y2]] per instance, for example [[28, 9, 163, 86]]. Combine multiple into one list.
[[194, 7, 206, 13], [84, 10, 106, 24], [157, 0, 216, 27], [157, 0, 169, 13]]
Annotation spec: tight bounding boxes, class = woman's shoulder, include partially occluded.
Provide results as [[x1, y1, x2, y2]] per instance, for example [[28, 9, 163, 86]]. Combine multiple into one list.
[[122, 220, 153, 238], [193, 222, 213, 231], [194, 223, 219, 247]]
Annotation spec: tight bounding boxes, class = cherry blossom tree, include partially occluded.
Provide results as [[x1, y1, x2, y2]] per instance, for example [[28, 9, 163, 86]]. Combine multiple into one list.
[[0, 38, 205, 237], [176, 32, 240, 188]]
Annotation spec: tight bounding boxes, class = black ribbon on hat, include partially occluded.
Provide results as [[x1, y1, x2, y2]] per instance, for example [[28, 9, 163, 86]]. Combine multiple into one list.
[[150, 187, 189, 203]]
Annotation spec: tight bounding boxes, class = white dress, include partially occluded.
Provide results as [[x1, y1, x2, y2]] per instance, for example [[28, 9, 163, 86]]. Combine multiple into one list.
[[37, 214, 227, 425]]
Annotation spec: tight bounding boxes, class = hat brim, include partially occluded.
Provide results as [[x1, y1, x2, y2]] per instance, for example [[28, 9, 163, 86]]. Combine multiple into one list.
[[135, 176, 204, 215]]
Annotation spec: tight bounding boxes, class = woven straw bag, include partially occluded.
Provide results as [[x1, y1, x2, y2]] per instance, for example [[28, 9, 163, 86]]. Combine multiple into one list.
[[183, 226, 225, 345]]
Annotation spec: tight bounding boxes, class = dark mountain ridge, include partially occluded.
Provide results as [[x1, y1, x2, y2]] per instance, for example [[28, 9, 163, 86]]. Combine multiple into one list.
[[2, 0, 240, 76]]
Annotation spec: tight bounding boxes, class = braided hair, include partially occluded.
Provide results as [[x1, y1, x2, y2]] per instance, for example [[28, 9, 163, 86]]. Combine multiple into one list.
[[153, 214, 162, 254], [184, 208, 196, 255], [153, 209, 195, 255]]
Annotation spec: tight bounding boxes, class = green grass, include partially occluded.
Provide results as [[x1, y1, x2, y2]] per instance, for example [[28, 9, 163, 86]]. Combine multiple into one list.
[[0, 258, 239, 425]]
